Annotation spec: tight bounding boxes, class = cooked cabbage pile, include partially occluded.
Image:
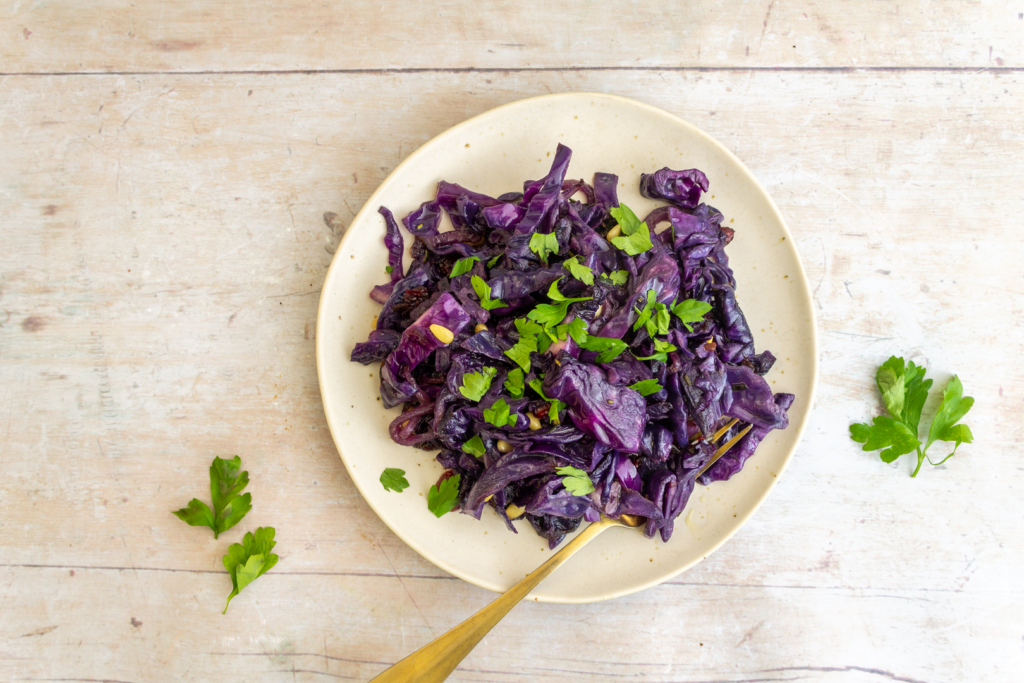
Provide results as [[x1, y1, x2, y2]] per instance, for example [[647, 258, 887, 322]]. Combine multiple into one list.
[[351, 144, 793, 548]]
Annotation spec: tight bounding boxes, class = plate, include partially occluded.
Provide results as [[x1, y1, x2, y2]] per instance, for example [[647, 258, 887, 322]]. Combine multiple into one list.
[[316, 93, 817, 603]]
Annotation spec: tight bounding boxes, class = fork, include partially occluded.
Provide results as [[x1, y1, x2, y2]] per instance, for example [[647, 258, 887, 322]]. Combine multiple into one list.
[[369, 419, 751, 683]]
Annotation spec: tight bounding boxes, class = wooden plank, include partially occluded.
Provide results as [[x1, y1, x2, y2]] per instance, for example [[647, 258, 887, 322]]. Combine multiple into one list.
[[0, 567, 1020, 681], [1, 1, 1021, 74], [1, 70, 1022, 680]]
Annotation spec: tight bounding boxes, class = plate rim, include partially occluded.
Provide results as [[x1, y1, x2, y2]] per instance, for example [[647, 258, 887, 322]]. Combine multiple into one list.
[[316, 91, 819, 603]]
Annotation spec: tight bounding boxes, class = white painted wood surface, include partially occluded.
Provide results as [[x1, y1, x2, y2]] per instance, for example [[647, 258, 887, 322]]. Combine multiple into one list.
[[1, 4, 1023, 682]]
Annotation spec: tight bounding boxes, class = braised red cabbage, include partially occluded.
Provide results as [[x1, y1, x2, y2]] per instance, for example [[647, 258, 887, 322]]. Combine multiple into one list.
[[350, 145, 793, 548]]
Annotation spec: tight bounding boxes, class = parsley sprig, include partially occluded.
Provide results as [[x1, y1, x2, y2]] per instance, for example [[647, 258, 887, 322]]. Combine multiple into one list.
[[427, 474, 461, 518], [529, 232, 560, 262], [173, 456, 252, 539], [527, 278, 592, 328], [380, 468, 410, 492], [459, 366, 497, 401], [850, 356, 974, 477], [563, 256, 594, 285], [528, 378, 565, 425], [222, 527, 279, 614]]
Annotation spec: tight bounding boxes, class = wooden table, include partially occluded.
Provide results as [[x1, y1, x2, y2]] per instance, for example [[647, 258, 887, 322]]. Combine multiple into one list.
[[2, 3, 1022, 681]]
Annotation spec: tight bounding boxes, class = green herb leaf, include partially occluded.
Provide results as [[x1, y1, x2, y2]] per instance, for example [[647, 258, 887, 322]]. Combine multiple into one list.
[[563, 256, 595, 285], [556, 466, 595, 496], [565, 317, 589, 345], [545, 278, 592, 304], [504, 368, 525, 398], [450, 256, 479, 278], [173, 455, 252, 539], [461, 435, 486, 458], [528, 378, 566, 425], [632, 289, 657, 333], [222, 527, 278, 613], [427, 473, 462, 518], [600, 270, 629, 286], [487, 253, 503, 268], [483, 398, 515, 428], [578, 335, 629, 363], [471, 275, 506, 311], [504, 318, 542, 372], [849, 416, 921, 463], [634, 338, 677, 363], [671, 299, 713, 332], [385, 265, 394, 274], [924, 375, 974, 461], [629, 379, 663, 397], [529, 232, 560, 262], [850, 356, 972, 476], [609, 204, 653, 255], [380, 468, 410, 492], [527, 279, 592, 328], [459, 366, 497, 402]]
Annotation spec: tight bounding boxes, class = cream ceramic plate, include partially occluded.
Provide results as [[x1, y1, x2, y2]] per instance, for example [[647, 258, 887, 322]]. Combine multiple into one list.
[[316, 93, 817, 603]]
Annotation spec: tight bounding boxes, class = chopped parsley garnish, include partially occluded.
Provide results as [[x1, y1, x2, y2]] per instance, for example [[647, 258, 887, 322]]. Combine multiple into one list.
[[471, 275, 506, 311], [380, 468, 410, 492], [563, 255, 595, 285], [609, 204, 653, 255], [578, 335, 629, 363], [671, 298, 713, 332], [556, 466, 595, 496], [459, 366, 497, 401], [600, 270, 629, 286], [427, 473, 461, 518], [629, 379, 663, 396], [483, 398, 516, 428], [461, 436, 486, 458], [504, 367, 525, 398], [527, 278, 592, 328], [529, 232, 560, 262], [528, 378, 565, 425], [449, 256, 479, 278]]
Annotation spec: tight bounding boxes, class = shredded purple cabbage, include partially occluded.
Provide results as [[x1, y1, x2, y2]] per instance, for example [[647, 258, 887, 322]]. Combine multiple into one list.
[[351, 144, 793, 548]]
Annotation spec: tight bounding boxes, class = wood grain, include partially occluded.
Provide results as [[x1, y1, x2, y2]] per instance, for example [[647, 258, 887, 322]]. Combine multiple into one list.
[[1, 39, 1023, 683], [1, 1, 1022, 73]]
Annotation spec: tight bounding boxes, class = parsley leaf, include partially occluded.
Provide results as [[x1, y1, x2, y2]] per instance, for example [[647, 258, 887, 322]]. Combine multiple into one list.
[[471, 275, 506, 311], [600, 270, 629, 286], [578, 335, 629, 363], [629, 379, 663, 396], [504, 318, 542, 372], [653, 303, 671, 336], [504, 367, 525, 398], [527, 279, 592, 328], [850, 416, 921, 463], [450, 256, 479, 278], [609, 204, 653, 255], [634, 337, 677, 363], [632, 289, 657, 333], [427, 473, 461, 518], [385, 265, 394, 274], [924, 375, 974, 465], [461, 435, 486, 458], [528, 378, 565, 425], [671, 299, 713, 332], [173, 455, 252, 539], [380, 468, 410, 492], [563, 256, 595, 285], [529, 232, 560, 262], [850, 356, 973, 476], [222, 527, 278, 614], [487, 253, 503, 268], [565, 317, 589, 345], [459, 366, 497, 401], [556, 466, 595, 496], [484, 398, 516, 428]]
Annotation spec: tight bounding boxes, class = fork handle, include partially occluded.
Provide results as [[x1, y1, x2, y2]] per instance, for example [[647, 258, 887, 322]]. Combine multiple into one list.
[[369, 516, 617, 683]]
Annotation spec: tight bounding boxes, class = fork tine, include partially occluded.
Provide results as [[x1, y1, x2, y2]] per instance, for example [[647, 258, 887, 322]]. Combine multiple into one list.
[[689, 417, 739, 446], [695, 424, 752, 480]]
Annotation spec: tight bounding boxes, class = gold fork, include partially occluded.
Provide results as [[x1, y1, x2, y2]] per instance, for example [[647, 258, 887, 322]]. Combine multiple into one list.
[[369, 420, 752, 683]]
